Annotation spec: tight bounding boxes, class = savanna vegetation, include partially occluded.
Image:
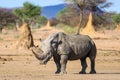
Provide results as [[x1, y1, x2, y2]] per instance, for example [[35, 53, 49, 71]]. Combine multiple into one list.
[[112, 13, 120, 24], [0, 8, 18, 32], [13, 2, 47, 28], [57, 0, 114, 33], [0, 2, 48, 33], [0, 0, 119, 34]]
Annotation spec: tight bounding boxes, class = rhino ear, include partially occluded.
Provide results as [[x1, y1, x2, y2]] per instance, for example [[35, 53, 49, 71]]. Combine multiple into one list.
[[58, 32, 65, 44], [39, 38, 44, 42], [58, 40, 62, 44]]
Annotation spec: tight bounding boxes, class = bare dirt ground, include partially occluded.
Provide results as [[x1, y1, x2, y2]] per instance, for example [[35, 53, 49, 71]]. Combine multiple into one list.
[[0, 29, 120, 80]]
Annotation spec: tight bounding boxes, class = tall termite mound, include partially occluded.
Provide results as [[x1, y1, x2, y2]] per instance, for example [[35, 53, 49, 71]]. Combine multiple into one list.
[[40, 20, 55, 30], [46, 20, 51, 27], [39, 20, 64, 39], [16, 23, 34, 49], [81, 12, 95, 35]]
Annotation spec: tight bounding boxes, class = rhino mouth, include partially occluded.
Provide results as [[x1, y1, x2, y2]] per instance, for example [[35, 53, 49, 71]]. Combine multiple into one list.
[[40, 52, 53, 65], [31, 46, 53, 65]]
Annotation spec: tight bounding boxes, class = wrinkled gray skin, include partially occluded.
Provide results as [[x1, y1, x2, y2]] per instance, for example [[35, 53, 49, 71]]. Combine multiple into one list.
[[31, 32, 97, 74]]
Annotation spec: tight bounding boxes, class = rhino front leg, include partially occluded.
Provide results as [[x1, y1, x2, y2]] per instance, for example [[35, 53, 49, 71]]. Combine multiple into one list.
[[60, 54, 68, 74], [53, 54, 61, 74]]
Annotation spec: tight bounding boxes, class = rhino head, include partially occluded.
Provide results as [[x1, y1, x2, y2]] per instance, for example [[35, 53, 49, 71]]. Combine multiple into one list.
[[31, 45, 51, 64], [31, 32, 65, 65]]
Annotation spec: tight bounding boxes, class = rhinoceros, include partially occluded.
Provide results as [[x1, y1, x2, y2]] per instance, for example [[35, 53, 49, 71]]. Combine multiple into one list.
[[31, 32, 97, 74]]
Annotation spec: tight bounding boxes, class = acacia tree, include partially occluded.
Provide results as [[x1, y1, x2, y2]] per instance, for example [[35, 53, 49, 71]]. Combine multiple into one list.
[[14, 2, 41, 23], [64, 0, 112, 34]]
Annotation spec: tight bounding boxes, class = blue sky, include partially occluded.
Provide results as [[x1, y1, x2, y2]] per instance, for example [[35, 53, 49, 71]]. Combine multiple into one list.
[[0, 0, 64, 7], [0, 0, 119, 13], [107, 0, 120, 13]]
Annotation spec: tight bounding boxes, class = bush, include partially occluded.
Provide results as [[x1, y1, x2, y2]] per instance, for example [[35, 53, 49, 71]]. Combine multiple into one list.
[[7, 23, 15, 29], [56, 24, 77, 34], [35, 16, 48, 28], [112, 14, 120, 24]]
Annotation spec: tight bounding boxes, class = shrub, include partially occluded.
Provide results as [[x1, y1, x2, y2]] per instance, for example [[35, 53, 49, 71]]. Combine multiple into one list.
[[56, 24, 77, 34]]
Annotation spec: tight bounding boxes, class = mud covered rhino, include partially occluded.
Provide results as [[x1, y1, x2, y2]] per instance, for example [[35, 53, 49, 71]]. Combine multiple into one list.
[[31, 32, 97, 74]]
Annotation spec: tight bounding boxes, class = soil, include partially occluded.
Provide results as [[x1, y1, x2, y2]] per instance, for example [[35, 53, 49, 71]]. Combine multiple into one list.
[[0, 28, 120, 80]]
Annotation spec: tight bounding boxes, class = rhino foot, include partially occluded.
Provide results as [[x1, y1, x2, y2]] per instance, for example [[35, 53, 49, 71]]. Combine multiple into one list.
[[90, 70, 96, 74], [79, 71, 86, 74], [60, 71, 67, 74], [55, 70, 61, 74]]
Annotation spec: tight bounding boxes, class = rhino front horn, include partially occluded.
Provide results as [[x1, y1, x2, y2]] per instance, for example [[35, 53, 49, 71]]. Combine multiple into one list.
[[31, 46, 43, 60]]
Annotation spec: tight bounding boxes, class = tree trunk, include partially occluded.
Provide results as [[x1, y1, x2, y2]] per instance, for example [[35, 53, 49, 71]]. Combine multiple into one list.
[[76, 10, 83, 34], [0, 28, 2, 33], [76, 0, 85, 35]]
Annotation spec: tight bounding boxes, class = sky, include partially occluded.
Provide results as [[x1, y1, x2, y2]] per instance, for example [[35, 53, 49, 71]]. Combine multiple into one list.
[[0, 0, 119, 13], [107, 0, 120, 13], [0, 0, 64, 7]]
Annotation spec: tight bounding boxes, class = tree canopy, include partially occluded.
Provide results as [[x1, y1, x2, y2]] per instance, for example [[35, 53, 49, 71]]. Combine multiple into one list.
[[14, 2, 41, 22], [57, 5, 80, 26], [0, 8, 17, 32], [13, 2, 48, 28]]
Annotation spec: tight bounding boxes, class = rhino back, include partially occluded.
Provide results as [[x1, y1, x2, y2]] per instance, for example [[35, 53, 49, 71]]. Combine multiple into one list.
[[59, 34, 94, 59]]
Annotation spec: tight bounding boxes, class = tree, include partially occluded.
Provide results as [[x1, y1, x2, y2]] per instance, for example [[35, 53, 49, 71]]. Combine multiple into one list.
[[49, 18, 59, 26], [57, 5, 80, 26], [34, 16, 48, 27], [112, 13, 120, 30], [14, 2, 41, 23], [64, 0, 112, 34], [112, 13, 120, 24], [0, 8, 17, 33]]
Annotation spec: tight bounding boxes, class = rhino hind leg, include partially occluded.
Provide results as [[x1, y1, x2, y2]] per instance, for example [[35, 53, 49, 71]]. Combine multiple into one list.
[[79, 58, 87, 74], [89, 44, 97, 74], [89, 57, 96, 74]]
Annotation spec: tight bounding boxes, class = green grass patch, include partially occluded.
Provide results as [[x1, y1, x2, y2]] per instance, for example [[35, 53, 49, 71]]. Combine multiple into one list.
[[56, 24, 77, 34]]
